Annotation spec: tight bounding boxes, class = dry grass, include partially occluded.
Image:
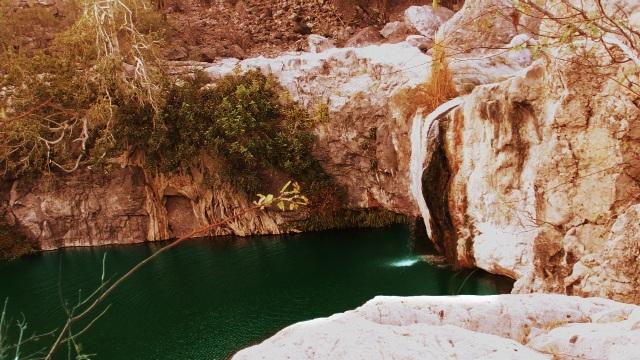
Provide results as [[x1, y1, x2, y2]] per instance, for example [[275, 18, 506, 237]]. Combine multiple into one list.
[[393, 43, 458, 120]]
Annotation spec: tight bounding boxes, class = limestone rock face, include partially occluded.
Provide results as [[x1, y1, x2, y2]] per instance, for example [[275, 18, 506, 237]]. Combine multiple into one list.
[[3, 168, 148, 250], [1, 31, 534, 250], [437, 0, 540, 55], [234, 294, 640, 359], [433, 56, 640, 303], [210, 43, 430, 214], [204, 41, 532, 215], [1, 161, 281, 249]]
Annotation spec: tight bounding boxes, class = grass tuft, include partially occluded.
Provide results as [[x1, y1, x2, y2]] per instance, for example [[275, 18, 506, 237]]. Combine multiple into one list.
[[393, 43, 458, 120]]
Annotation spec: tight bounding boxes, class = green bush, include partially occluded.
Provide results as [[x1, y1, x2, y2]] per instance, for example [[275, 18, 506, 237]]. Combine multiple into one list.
[[115, 70, 332, 195], [0, 0, 166, 177]]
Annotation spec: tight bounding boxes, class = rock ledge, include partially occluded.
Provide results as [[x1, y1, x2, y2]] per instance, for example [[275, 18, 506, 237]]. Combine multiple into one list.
[[234, 294, 640, 360]]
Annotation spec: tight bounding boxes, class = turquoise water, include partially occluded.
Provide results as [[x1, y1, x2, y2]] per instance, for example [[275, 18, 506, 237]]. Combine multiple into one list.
[[0, 225, 511, 359]]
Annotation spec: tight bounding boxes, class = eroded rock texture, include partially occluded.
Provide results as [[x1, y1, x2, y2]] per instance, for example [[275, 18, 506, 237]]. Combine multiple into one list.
[[1, 160, 281, 250], [432, 57, 640, 303], [205, 37, 532, 216], [234, 294, 640, 359]]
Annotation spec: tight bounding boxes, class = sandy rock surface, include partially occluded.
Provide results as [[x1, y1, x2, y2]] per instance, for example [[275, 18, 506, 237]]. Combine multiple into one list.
[[234, 294, 640, 359]]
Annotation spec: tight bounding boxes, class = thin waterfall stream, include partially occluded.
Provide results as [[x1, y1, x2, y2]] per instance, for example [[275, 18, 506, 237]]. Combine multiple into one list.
[[409, 96, 464, 240]]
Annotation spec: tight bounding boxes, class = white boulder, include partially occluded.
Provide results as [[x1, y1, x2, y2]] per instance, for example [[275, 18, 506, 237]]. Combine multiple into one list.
[[307, 34, 335, 53], [406, 34, 433, 51], [404, 5, 454, 39], [380, 21, 416, 43], [234, 294, 640, 360]]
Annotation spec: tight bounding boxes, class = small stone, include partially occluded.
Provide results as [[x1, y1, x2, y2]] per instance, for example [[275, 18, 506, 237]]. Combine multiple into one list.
[[406, 35, 433, 51], [294, 21, 312, 35], [225, 44, 247, 59], [344, 26, 383, 48], [569, 335, 578, 344], [380, 21, 416, 43], [307, 34, 335, 53], [199, 48, 218, 62], [166, 46, 188, 61]]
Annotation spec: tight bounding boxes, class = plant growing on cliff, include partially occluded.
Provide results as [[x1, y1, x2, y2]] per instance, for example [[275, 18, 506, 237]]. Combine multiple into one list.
[[393, 43, 458, 120], [115, 69, 332, 195], [0, 0, 165, 177]]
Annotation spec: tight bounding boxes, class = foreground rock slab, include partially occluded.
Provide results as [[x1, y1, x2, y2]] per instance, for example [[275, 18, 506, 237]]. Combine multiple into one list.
[[234, 294, 640, 360]]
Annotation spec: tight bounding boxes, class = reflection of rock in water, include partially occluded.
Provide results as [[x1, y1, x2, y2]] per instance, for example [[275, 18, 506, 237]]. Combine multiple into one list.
[[420, 254, 448, 268]]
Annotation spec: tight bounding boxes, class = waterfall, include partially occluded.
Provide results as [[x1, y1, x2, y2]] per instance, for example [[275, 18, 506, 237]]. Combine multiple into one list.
[[409, 97, 464, 240]]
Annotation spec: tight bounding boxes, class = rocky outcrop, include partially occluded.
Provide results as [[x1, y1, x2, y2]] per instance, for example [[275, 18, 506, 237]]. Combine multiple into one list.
[[234, 294, 640, 359], [203, 38, 532, 216], [1, 157, 282, 250], [416, 49, 640, 303], [354, 0, 639, 305], [5, 0, 639, 309], [437, 0, 540, 56], [1, 5, 535, 251], [404, 5, 454, 40]]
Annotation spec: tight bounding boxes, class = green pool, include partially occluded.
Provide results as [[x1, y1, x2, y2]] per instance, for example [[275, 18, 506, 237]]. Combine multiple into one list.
[[0, 225, 511, 359]]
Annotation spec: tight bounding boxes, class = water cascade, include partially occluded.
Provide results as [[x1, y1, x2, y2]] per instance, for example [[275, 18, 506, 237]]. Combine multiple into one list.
[[409, 96, 464, 240]]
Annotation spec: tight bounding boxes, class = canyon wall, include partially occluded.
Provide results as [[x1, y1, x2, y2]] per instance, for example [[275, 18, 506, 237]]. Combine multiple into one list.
[[1, 6, 531, 251], [410, 0, 640, 304], [1, 157, 281, 250], [431, 57, 640, 304]]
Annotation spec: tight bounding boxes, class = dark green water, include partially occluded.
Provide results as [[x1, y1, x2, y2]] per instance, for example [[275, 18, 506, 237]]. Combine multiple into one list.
[[0, 225, 511, 359]]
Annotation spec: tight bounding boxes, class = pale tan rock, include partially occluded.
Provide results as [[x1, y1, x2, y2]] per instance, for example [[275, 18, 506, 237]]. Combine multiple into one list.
[[437, 0, 540, 55], [404, 5, 454, 40], [307, 34, 334, 53], [343, 26, 384, 48], [235, 294, 640, 360], [380, 21, 416, 43], [434, 53, 640, 303]]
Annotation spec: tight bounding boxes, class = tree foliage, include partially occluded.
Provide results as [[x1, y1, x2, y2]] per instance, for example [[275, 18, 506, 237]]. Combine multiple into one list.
[[115, 69, 331, 194], [513, 0, 640, 97], [0, 0, 165, 176], [393, 43, 458, 120]]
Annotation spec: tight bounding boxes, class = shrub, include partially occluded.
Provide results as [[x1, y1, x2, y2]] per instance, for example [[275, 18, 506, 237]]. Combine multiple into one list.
[[393, 43, 458, 120], [0, 0, 166, 177], [115, 70, 333, 195]]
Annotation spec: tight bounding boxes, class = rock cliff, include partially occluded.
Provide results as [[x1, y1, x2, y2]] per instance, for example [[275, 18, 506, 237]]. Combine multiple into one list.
[[432, 58, 640, 304], [1, 158, 281, 250], [409, 0, 640, 304]]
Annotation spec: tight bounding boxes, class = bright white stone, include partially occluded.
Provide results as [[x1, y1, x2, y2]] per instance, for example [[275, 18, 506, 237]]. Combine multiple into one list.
[[307, 34, 335, 53], [234, 294, 640, 360], [404, 5, 454, 39]]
